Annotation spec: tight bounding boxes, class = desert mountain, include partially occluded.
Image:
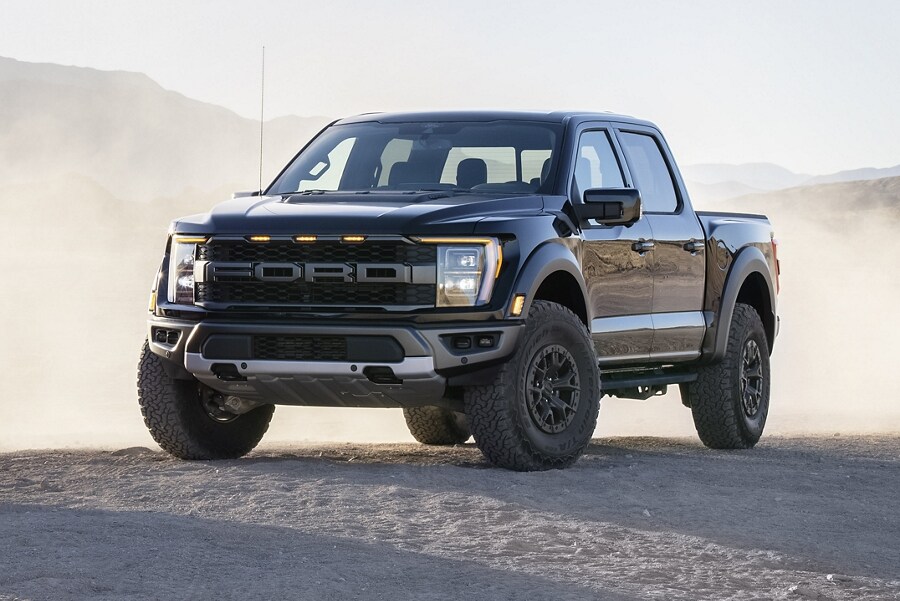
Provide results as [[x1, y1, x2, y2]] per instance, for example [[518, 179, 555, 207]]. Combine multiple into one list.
[[712, 174, 900, 219], [683, 161, 900, 203], [682, 162, 811, 191], [0, 56, 328, 201], [805, 164, 900, 186]]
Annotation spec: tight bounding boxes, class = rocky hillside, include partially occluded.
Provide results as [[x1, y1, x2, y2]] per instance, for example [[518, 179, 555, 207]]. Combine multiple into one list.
[[0, 56, 328, 201]]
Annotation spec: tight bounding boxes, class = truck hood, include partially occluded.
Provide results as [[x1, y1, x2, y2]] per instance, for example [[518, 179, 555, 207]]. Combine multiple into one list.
[[174, 191, 545, 236]]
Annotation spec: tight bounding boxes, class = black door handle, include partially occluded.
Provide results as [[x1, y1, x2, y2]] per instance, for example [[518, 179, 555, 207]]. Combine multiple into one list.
[[683, 240, 705, 253], [632, 240, 655, 253]]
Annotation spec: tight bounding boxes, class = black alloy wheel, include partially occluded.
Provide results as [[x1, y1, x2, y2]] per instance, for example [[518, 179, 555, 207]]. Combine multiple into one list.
[[464, 301, 601, 471], [526, 344, 581, 434], [740, 339, 764, 418]]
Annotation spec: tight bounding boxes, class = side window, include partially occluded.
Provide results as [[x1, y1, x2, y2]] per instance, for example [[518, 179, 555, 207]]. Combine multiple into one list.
[[297, 137, 356, 191], [573, 131, 624, 199], [617, 132, 678, 212]]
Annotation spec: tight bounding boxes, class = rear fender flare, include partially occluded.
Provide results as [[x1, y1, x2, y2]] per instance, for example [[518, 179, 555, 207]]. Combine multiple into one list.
[[702, 246, 776, 363]]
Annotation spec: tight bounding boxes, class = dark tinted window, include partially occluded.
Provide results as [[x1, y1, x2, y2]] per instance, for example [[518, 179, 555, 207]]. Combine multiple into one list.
[[573, 131, 624, 200], [618, 132, 678, 212]]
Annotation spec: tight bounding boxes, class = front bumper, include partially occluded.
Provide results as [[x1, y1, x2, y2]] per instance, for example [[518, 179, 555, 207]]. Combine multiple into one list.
[[147, 317, 523, 408]]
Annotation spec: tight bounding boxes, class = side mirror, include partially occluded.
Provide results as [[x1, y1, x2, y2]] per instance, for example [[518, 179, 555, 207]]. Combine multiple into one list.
[[577, 188, 642, 225], [232, 190, 261, 199]]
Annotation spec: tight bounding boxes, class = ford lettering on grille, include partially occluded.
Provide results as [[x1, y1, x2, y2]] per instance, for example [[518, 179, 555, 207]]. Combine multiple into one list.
[[196, 261, 427, 284]]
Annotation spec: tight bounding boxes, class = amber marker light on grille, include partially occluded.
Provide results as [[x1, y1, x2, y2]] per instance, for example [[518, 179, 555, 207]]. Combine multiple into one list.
[[173, 236, 208, 244], [294, 235, 317, 243], [342, 235, 366, 243], [248, 235, 271, 242], [510, 294, 526, 317]]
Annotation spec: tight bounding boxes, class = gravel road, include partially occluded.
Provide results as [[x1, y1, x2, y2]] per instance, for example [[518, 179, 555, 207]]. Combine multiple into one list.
[[1, 435, 898, 600]]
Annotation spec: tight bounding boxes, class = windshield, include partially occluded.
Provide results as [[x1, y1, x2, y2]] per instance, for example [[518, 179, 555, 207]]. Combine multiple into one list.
[[268, 120, 563, 196]]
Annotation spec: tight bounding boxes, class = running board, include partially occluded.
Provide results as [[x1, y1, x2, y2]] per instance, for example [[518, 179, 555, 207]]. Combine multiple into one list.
[[602, 372, 697, 400]]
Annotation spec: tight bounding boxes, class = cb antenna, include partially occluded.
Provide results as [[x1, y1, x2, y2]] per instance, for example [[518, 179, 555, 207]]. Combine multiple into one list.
[[258, 46, 266, 195]]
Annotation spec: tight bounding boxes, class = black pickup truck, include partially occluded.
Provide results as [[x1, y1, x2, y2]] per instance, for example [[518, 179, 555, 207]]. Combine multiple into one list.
[[139, 111, 780, 471]]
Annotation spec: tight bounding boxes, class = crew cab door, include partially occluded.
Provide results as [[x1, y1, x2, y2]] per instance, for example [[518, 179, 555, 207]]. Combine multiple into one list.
[[571, 126, 655, 365], [614, 125, 706, 362]]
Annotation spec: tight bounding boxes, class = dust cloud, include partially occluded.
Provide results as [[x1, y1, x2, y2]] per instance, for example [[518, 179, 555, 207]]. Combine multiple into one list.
[[716, 180, 900, 434], [2, 175, 898, 452], [0, 177, 417, 451]]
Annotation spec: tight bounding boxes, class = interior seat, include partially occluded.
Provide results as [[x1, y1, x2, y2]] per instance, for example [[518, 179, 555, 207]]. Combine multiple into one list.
[[389, 162, 418, 187], [456, 158, 488, 189], [530, 158, 553, 188]]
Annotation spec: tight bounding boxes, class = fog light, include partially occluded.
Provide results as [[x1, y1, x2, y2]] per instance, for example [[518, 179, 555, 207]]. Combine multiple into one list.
[[452, 336, 472, 350]]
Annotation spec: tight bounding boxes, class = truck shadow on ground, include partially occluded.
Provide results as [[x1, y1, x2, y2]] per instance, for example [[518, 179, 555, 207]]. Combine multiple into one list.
[[0, 503, 620, 601], [242, 434, 898, 469]]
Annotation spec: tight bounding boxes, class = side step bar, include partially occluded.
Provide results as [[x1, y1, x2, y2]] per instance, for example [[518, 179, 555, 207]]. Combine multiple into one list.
[[602, 371, 697, 400]]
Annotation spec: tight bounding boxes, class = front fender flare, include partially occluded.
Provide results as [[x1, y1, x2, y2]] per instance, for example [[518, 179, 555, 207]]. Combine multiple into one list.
[[508, 242, 588, 319]]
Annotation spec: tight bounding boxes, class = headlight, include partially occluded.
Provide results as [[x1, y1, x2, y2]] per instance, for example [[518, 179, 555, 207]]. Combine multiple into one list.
[[423, 238, 501, 307], [167, 237, 203, 304]]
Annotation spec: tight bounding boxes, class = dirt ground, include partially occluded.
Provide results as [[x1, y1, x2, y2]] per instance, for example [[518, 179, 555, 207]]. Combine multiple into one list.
[[1, 435, 898, 601]]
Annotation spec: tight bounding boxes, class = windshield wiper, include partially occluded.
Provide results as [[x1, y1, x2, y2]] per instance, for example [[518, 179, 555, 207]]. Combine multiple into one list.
[[282, 189, 329, 196], [280, 188, 476, 199]]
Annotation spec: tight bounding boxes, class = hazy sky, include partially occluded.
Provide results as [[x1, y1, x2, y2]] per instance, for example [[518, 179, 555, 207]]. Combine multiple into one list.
[[2, 0, 899, 174]]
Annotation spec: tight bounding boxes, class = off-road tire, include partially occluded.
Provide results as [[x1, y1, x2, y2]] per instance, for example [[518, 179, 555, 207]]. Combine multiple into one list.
[[137, 341, 274, 459], [464, 301, 601, 471], [403, 406, 470, 445], [686, 303, 770, 449]]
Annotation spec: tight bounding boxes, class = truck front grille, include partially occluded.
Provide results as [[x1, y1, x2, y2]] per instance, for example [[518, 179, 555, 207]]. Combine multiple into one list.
[[196, 281, 435, 306], [253, 335, 347, 361], [201, 333, 405, 362], [195, 240, 436, 309]]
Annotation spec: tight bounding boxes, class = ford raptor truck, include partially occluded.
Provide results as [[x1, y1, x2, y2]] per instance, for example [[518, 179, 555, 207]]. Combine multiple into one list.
[[138, 111, 780, 471]]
